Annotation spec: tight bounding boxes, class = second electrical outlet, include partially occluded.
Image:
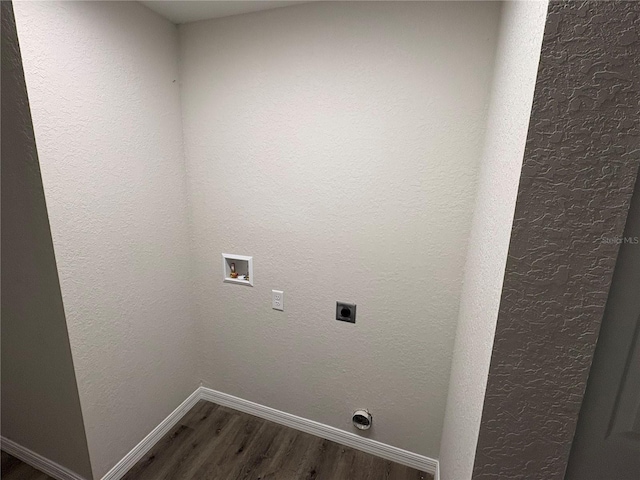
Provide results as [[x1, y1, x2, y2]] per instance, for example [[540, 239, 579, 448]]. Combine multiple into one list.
[[272, 290, 284, 311]]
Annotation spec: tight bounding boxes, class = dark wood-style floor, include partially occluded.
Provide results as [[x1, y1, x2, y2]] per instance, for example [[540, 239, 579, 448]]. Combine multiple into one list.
[[2, 400, 432, 480], [1, 451, 54, 480], [123, 400, 431, 480]]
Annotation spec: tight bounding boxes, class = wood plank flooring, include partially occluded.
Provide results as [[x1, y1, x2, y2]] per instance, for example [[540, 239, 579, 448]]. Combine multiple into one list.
[[2, 400, 432, 480], [1, 451, 54, 480], [125, 400, 431, 480]]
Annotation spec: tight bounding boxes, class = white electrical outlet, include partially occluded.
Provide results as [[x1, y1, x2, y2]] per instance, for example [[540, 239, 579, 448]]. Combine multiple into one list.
[[272, 290, 284, 311]]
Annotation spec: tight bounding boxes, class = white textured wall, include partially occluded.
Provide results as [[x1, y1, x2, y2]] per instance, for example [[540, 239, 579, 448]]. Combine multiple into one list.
[[13, 2, 197, 478], [180, 1, 500, 458], [1, 3, 93, 477], [438, 2, 548, 479]]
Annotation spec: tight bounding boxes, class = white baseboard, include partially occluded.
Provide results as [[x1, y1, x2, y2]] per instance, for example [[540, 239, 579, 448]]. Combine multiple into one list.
[[199, 386, 439, 478], [96, 385, 438, 479], [0, 436, 87, 480], [100, 387, 201, 480]]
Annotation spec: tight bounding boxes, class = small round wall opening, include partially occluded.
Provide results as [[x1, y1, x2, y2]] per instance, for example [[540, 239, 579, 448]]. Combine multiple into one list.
[[352, 409, 372, 430]]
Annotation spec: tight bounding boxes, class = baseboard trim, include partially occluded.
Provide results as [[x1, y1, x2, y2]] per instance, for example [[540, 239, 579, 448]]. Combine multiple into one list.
[[199, 386, 439, 477], [4, 387, 439, 480], [100, 387, 201, 480], [100, 385, 439, 479], [0, 436, 87, 480]]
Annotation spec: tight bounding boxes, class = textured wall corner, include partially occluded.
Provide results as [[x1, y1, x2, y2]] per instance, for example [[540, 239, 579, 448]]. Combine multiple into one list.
[[473, 1, 640, 479], [438, 2, 548, 480], [1, 2, 93, 478], [12, 2, 198, 477], [180, 1, 501, 458]]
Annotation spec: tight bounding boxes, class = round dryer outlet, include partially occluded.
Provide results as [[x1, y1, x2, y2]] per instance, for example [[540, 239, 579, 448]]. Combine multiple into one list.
[[352, 409, 372, 430]]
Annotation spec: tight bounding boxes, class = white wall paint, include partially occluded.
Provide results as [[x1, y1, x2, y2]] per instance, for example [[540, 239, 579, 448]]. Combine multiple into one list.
[[12, 1, 544, 474], [1, 3, 93, 477], [438, 2, 548, 479], [141, 0, 306, 24], [179, 1, 500, 457], [13, 2, 197, 478]]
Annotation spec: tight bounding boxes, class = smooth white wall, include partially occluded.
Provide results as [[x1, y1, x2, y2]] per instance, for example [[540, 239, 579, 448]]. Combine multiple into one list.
[[439, 2, 548, 479], [13, 2, 197, 477], [180, 1, 500, 458]]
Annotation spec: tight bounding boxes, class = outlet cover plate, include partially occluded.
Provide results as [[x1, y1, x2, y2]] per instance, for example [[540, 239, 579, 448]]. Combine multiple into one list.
[[336, 302, 356, 323], [272, 290, 284, 311]]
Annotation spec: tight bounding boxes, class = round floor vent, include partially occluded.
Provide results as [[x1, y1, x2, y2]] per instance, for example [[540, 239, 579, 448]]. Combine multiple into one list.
[[352, 409, 372, 430]]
